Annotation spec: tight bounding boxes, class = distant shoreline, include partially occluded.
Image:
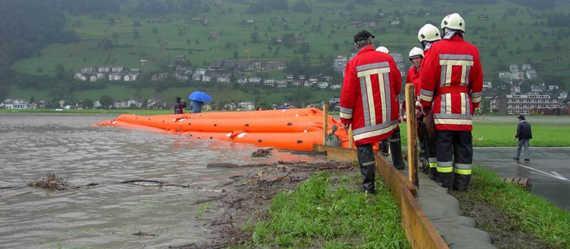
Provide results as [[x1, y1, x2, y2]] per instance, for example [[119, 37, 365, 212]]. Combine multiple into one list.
[[0, 109, 172, 115]]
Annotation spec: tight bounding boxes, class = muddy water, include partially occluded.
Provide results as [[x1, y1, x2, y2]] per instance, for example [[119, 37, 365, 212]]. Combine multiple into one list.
[[0, 114, 318, 249]]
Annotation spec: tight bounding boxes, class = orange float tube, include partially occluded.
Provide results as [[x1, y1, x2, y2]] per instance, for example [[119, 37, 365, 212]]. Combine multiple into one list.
[[97, 108, 350, 151]]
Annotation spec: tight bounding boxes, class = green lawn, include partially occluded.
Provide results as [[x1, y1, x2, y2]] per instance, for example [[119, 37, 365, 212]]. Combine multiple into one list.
[[246, 172, 409, 249], [399, 119, 570, 147], [472, 122, 570, 147], [456, 167, 570, 249]]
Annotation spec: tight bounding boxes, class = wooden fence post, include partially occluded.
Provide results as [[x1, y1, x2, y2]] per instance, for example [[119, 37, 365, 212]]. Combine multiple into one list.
[[348, 126, 354, 149], [323, 103, 328, 145], [405, 84, 419, 187]]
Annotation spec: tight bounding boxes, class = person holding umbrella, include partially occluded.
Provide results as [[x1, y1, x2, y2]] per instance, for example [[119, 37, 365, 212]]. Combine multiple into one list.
[[188, 91, 213, 113]]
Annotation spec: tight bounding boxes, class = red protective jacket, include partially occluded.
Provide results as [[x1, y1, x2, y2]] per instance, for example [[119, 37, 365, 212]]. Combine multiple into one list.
[[419, 35, 483, 132], [340, 45, 402, 145], [406, 66, 421, 97]]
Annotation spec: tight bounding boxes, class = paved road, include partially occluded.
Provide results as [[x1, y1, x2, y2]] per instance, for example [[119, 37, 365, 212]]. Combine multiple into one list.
[[474, 147, 570, 210]]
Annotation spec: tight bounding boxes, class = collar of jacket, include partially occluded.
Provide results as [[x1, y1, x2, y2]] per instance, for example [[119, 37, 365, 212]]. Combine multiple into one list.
[[444, 33, 464, 41], [357, 45, 375, 55], [412, 65, 420, 73]]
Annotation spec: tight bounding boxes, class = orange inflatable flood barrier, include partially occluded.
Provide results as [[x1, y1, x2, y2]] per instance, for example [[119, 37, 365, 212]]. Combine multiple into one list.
[[97, 108, 350, 151]]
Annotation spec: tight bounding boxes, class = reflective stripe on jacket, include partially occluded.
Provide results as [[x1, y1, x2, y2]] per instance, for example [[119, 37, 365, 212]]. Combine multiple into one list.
[[339, 45, 402, 145]]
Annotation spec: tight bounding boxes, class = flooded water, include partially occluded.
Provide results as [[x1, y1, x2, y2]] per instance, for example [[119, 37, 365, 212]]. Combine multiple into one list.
[[0, 114, 318, 249]]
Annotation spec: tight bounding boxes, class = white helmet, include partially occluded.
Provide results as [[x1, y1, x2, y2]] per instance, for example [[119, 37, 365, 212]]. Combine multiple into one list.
[[417, 24, 441, 43], [409, 47, 424, 59], [376, 46, 389, 53], [441, 13, 465, 32]]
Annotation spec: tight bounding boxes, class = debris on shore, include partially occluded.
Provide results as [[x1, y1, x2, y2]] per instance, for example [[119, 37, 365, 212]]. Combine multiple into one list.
[[502, 176, 532, 191], [132, 231, 157, 238], [251, 148, 272, 157], [28, 173, 68, 191]]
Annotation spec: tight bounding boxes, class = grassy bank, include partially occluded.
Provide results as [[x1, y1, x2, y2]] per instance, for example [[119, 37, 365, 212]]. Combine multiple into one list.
[[455, 167, 570, 249], [242, 172, 409, 249]]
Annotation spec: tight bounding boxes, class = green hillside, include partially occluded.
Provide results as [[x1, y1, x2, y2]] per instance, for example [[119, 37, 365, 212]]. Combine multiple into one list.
[[6, 0, 570, 102]]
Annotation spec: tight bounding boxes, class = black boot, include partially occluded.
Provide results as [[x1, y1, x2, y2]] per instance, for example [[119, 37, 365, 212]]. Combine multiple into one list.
[[380, 140, 390, 158], [429, 167, 439, 181], [357, 144, 376, 194], [454, 174, 471, 191], [420, 158, 429, 174], [428, 159, 438, 181], [439, 172, 454, 190], [389, 130, 405, 170], [361, 164, 376, 194]]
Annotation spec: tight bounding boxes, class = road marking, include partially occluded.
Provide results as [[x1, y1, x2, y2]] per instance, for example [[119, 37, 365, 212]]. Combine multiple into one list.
[[551, 171, 569, 181], [517, 164, 569, 182]]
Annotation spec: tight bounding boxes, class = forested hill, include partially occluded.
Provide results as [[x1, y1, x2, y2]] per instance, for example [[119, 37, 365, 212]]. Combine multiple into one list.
[[1, 0, 569, 100]]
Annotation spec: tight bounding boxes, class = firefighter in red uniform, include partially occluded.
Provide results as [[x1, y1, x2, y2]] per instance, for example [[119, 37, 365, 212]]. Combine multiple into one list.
[[340, 30, 403, 193], [407, 47, 423, 95], [406, 47, 431, 173], [419, 13, 483, 191], [417, 24, 442, 180]]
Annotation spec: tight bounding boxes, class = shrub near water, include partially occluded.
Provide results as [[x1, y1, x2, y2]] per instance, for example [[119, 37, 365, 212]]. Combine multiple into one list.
[[252, 173, 409, 249]]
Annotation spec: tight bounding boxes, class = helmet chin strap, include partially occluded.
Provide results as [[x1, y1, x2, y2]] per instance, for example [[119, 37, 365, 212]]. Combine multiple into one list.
[[422, 41, 432, 50], [443, 29, 462, 39]]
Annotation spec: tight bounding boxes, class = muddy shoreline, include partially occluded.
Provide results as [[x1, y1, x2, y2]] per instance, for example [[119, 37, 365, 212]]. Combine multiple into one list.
[[169, 161, 354, 249]]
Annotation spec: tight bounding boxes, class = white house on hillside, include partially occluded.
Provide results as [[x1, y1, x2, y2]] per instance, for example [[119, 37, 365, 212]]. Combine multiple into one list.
[[318, 82, 329, 89], [124, 74, 139, 82], [74, 73, 87, 81], [109, 73, 123, 81], [276, 80, 287, 88]]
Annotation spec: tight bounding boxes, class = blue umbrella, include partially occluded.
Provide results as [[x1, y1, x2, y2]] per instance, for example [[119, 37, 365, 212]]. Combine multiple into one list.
[[188, 91, 212, 103]]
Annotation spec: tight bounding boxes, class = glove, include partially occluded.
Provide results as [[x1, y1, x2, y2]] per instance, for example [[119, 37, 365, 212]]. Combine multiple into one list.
[[342, 120, 351, 131]]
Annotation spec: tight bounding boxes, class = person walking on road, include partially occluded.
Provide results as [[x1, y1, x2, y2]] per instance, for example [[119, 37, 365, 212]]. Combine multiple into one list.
[[418, 13, 484, 191], [514, 115, 532, 163], [339, 30, 403, 194]]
